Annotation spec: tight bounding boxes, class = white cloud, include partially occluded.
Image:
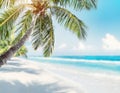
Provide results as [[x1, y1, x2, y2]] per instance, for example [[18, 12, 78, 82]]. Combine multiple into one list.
[[73, 42, 93, 51], [102, 33, 120, 50], [58, 43, 67, 49], [73, 42, 86, 50]]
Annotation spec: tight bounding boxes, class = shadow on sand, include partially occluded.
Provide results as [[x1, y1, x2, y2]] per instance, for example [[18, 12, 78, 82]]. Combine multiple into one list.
[[0, 61, 73, 93], [0, 62, 41, 75], [0, 80, 70, 93]]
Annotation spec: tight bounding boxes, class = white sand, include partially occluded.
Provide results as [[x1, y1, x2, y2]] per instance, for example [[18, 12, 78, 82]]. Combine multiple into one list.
[[0, 58, 120, 93]]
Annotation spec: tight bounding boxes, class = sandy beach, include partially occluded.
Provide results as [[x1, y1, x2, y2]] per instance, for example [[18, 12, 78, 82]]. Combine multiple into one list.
[[0, 58, 120, 93]]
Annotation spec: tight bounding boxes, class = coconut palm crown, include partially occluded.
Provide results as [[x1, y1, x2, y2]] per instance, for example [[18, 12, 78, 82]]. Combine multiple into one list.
[[0, 0, 96, 66]]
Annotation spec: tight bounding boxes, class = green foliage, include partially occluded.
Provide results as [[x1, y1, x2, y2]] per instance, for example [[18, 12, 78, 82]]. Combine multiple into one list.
[[12, 10, 33, 45], [51, 0, 97, 10], [51, 6, 86, 39], [0, 0, 97, 57], [43, 15, 54, 57], [0, 40, 10, 54], [0, 5, 24, 40], [32, 15, 43, 50], [0, 39, 28, 57], [15, 45, 28, 57], [32, 14, 54, 57], [0, 0, 16, 8]]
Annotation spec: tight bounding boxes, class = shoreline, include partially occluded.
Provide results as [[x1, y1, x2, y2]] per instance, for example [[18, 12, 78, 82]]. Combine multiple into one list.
[[0, 57, 120, 93]]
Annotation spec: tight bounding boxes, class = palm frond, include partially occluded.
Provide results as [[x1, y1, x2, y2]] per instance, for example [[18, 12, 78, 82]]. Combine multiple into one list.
[[51, 0, 97, 10], [32, 14, 54, 57], [43, 15, 54, 57], [0, 0, 16, 8], [14, 45, 28, 57], [0, 0, 32, 8], [32, 15, 43, 50], [0, 5, 24, 40], [12, 10, 33, 45], [0, 0, 4, 7], [51, 6, 86, 39]]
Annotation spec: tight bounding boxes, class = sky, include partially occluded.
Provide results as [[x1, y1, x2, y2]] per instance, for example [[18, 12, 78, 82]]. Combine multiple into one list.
[[27, 0, 120, 56]]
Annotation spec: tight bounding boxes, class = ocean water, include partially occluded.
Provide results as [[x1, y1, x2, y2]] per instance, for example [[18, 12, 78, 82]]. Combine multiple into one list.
[[27, 56, 120, 73]]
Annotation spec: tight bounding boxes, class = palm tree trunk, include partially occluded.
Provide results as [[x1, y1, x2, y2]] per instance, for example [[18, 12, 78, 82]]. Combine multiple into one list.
[[0, 25, 33, 66]]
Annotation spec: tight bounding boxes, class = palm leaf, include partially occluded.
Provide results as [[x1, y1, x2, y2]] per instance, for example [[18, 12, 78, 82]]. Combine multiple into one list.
[[12, 10, 33, 45], [43, 15, 54, 57], [0, 0, 16, 8], [15, 45, 28, 57], [51, 0, 97, 10], [32, 14, 54, 57], [0, 5, 24, 40], [51, 6, 86, 39], [0, 0, 31, 8], [32, 15, 43, 50]]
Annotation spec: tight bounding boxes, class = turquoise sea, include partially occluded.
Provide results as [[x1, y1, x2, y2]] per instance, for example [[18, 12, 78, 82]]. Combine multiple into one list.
[[27, 56, 120, 73]]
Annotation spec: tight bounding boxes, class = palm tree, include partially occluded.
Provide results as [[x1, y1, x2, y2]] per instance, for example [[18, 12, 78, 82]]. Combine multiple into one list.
[[0, 40, 27, 57], [0, 29, 28, 57], [0, 0, 96, 66]]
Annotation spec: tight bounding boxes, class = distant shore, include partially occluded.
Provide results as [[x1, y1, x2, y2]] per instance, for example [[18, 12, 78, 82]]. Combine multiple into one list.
[[0, 57, 120, 93]]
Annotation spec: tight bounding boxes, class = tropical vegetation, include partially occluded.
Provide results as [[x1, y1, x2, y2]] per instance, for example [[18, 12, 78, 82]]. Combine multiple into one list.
[[0, 0, 96, 66], [0, 29, 27, 57]]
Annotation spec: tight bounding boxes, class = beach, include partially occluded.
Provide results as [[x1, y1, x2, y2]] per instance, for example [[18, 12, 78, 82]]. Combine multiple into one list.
[[0, 58, 120, 93]]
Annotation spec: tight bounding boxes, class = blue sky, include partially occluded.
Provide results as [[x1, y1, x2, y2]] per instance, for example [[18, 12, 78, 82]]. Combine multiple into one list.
[[27, 0, 120, 56]]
